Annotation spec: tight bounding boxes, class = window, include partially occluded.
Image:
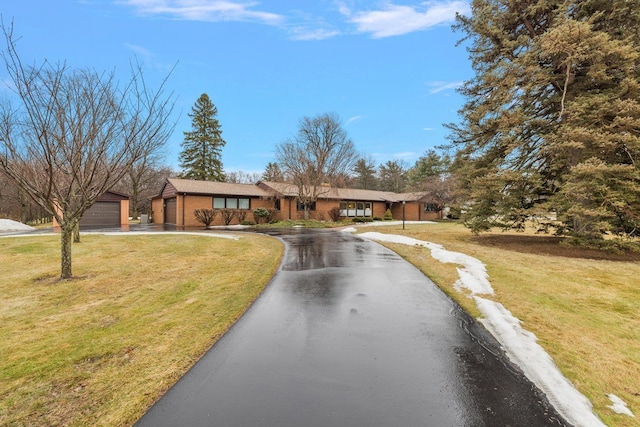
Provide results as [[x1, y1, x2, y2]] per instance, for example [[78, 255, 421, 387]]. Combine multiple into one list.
[[213, 197, 225, 209], [424, 203, 439, 212], [364, 202, 372, 217], [213, 197, 251, 209], [340, 201, 373, 217], [238, 198, 250, 209], [274, 199, 281, 210], [297, 201, 316, 211]]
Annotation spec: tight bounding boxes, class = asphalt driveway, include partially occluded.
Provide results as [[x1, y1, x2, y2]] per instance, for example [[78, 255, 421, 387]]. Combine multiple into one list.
[[135, 228, 568, 426]]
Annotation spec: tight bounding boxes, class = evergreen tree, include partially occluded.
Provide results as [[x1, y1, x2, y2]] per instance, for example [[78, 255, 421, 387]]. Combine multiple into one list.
[[378, 160, 408, 193], [262, 162, 284, 182], [406, 149, 450, 189], [353, 156, 378, 190], [447, 0, 640, 241], [179, 93, 226, 181]]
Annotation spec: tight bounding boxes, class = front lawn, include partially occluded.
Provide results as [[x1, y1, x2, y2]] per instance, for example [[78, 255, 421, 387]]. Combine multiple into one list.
[[0, 233, 283, 426]]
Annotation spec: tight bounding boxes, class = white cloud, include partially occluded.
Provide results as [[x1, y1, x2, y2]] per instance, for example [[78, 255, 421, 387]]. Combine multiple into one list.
[[290, 27, 340, 41], [427, 80, 463, 94], [347, 1, 470, 38], [423, 127, 435, 131], [118, 0, 284, 25], [124, 43, 155, 59], [393, 151, 417, 159], [346, 115, 363, 124]]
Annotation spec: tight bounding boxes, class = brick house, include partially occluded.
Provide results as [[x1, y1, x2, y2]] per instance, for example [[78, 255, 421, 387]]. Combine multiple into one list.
[[151, 178, 442, 227]]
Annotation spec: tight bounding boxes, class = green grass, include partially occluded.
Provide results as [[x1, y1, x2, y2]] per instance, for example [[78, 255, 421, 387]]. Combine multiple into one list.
[[0, 233, 283, 427], [358, 222, 640, 427]]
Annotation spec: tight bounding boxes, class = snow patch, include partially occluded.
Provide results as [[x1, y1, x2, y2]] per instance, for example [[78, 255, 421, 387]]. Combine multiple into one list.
[[607, 394, 635, 417], [356, 229, 607, 427], [0, 219, 34, 232], [358, 231, 493, 295], [475, 297, 605, 427]]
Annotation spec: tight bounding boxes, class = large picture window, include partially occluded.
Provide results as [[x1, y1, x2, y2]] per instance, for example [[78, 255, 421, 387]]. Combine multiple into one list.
[[340, 201, 372, 217], [213, 197, 250, 209]]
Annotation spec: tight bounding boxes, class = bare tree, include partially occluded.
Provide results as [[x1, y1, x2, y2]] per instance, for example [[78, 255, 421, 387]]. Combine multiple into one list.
[[114, 160, 175, 219], [275, 112, 357, 219], [225, 170, 261, 184], [0, 169, 50, 223], [0, 22, 175, 279]]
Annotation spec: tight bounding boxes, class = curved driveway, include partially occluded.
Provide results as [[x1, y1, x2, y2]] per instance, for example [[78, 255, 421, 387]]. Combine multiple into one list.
[[135, 229, 568, 426]]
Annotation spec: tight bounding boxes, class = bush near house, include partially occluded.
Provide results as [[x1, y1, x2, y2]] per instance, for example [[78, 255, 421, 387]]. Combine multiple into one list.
[[352, 217, 373, 223], [194, 209, 217, 228], [253, 208, 277, 224], [328, 207, 342, 222], [234, 209, 248, 224], [220, 209, 235, 225]]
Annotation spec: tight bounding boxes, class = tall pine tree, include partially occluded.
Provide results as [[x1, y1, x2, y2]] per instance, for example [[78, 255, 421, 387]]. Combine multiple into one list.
[[448, 0, 640, 241], [179, 93, 226, 181], [353, 156, 378, 190]]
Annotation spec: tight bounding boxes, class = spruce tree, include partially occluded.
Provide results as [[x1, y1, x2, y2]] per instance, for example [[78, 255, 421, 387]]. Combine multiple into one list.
[[262, 162, 284, 182], [406, 150, 450, 189], [353, 156, 378, 190], [378, 160, 408, 193], [448, 0, 640, 241], [179, 93, 226, 181]]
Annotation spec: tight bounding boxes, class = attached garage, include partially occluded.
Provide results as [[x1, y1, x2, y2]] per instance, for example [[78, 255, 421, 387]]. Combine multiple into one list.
[[164, 198, 177, 224]]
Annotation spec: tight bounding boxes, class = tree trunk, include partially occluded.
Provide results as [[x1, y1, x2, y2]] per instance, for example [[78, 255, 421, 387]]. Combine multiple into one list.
[[73, 222, 80, 243], [60, 222, 74, 279], [304, 206, 310, 220]]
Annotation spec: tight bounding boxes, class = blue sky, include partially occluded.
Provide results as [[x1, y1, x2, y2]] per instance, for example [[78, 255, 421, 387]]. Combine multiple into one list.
[[1, 0, 472, 175]]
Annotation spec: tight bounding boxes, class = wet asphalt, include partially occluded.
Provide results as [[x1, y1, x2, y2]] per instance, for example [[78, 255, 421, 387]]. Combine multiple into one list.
[[134, 228, 569, 427]]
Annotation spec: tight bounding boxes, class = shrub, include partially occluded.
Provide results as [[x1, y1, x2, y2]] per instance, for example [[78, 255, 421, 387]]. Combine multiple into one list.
[[253, 208, 272, 224], [384, 209, 393, 220], [240, 220, 255, 226], [194, 208, 217, 228], [220, 209, 235, 225], [328, 207, 342, 222], [373, 217, 383, 221], [235, 209, 248, 223], [352, 217, 373, 223]]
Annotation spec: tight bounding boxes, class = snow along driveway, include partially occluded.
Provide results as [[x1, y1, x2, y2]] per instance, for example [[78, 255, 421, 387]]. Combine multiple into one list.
[[346, 226, 635, 427]]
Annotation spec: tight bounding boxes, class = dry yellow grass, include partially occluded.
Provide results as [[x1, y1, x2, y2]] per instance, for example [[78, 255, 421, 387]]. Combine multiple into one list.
[[359, 222, 640, 427], [0, 232, 283, 427]]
